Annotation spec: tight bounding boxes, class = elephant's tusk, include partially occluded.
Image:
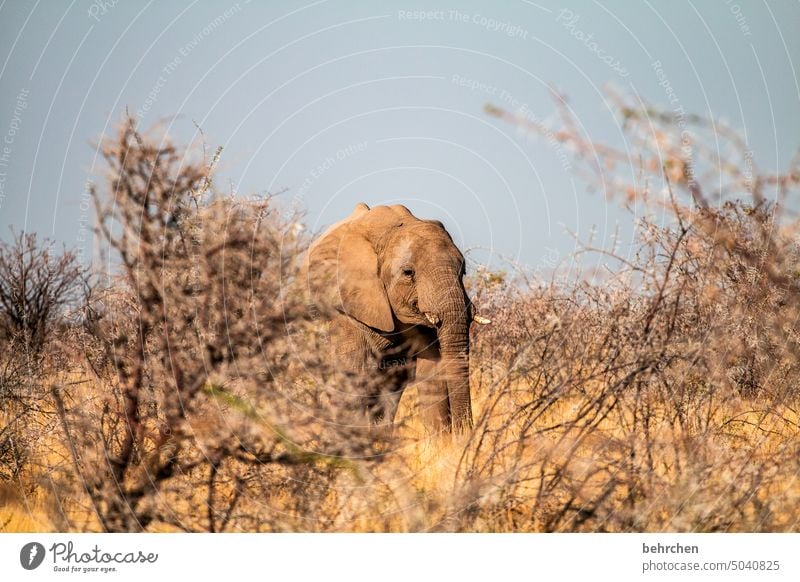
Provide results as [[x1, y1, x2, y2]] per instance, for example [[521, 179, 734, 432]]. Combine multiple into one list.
[[424, 312, 440, 325], [473, 315, 491, 325]]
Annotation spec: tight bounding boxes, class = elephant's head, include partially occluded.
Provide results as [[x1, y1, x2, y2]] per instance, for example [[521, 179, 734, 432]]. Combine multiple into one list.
[[307, 202, 477, 431]]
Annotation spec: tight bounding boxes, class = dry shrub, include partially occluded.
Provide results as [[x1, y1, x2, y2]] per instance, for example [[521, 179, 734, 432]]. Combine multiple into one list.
[[436, 92, 800, 532], [49, 118, 387, 532], [0, 232, 87, 498]]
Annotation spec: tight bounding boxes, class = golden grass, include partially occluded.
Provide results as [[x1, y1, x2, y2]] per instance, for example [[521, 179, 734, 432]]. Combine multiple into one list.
[[2, 368, 799, 533], [0, 487, 54, 533]]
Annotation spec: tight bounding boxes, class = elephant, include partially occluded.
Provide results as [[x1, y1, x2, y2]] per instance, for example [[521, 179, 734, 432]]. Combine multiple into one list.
[[306, 203, 487, 433]]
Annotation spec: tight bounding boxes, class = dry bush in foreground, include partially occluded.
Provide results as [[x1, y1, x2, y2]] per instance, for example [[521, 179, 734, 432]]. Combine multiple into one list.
[[49, 119, 387, 532]]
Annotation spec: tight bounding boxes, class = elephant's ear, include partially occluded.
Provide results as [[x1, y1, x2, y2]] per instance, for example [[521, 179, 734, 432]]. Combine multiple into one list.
[[336, 232, 394, 331], [309, 225, 394, 332]]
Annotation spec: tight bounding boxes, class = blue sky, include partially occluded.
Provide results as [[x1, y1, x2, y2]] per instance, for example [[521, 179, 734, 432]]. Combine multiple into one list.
[[0, 0, 798, 272]]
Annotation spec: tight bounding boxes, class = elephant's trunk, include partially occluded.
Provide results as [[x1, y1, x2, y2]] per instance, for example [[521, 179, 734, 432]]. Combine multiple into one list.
[[436, 287, 473, 432]]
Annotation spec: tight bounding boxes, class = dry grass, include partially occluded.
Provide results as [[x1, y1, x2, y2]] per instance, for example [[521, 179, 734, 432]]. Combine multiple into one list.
[[5, 369, 797, 533]]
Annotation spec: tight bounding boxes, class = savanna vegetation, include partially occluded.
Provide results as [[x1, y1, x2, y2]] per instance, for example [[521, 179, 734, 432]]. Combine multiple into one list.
[[1, 92, 799, 532]]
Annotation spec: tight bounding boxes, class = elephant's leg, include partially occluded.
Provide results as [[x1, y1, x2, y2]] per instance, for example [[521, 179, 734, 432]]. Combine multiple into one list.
[[365, 355, 410, 426], [415, 356, 451, 433], [330, 316, 372, 369], [328, 316, 378, 424], [333, 317, 409, 426]]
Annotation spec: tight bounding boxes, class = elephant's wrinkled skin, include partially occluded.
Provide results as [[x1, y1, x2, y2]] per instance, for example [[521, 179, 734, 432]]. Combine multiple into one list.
[[306, 203, 477, 433]]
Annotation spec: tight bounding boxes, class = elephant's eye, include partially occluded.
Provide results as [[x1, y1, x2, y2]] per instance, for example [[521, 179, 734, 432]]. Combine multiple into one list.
[[401, 267, 414, 278]]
